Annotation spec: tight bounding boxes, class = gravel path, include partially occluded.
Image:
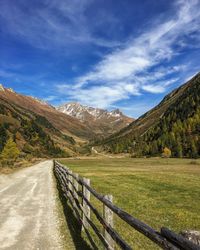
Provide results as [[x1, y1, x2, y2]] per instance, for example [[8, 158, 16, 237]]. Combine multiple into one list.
[[0, 160, 65, 250]]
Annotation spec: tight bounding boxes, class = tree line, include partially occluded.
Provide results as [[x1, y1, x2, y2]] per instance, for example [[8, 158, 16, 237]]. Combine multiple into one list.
[[103, 76, 200, 158]]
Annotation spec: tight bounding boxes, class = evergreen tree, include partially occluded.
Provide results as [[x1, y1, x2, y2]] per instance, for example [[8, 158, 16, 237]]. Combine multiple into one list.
[[0, 125, 8, 152], [176, 143, 183, 158], [190, 141, 198, 158]]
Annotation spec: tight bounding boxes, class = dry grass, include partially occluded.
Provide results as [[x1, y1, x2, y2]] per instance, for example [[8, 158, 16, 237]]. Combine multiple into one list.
[[0, 158, 45, 174], [60, 157, 200, 249]]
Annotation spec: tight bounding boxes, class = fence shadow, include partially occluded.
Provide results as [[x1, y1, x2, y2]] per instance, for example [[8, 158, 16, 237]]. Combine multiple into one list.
[[56, 179, 92, 250]]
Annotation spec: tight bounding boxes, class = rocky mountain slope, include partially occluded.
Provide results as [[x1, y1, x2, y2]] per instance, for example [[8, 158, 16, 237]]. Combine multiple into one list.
[[0, 85, 94, 141], [57, 102, 134, 138], [98, 72, 200, 157], [0, 95, 76, 157], [0, 84, 133, 157]]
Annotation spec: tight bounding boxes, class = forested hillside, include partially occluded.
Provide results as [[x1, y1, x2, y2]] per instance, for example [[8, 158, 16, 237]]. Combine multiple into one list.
[[99, 73, 200, 158], [0, 85, 94, 141], [0, 97, 76, 158]]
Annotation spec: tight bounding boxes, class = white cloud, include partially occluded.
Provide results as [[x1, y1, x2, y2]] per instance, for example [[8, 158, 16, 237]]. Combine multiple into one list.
[[0, 0, 119, 50], [57, 84, 135, 108], [57, 0, 200, 108], [74, 0, 199, 87], [142, 85, 165, 94], [2, 0, 199, 110]]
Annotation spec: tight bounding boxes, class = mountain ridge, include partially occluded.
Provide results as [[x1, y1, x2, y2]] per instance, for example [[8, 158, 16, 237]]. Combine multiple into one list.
[[0, 85, 95, 141], [1, 71, 199, 158], [57, 102, 126, 120], [0, 85, 133, 140], [0, 95, 76, 157], [57, 102, 134, 138], [97, 72, 200, 157]]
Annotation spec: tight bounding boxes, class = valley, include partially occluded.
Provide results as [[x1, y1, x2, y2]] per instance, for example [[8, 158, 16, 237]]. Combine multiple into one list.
[[0, 74, 200, 249], [0, 72, 200, 161], [0, 54, 199, 250], [0, 84, 133, 159], [1, 1, 200, 249]]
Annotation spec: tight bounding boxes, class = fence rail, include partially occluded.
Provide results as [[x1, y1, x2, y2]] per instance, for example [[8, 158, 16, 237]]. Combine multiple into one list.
[[53, 160, 200, 250]]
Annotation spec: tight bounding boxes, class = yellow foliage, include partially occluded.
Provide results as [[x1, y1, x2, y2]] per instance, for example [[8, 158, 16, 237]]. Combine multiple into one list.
[[162, 147, 172, 158], [1, 138, 20, 161]]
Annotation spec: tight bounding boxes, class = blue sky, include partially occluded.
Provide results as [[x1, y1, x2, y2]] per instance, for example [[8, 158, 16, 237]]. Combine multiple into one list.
[[0, 0, 200, 117]]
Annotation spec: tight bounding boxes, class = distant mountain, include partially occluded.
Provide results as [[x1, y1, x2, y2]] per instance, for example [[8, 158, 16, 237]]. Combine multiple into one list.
[[98, 72, 200, 158], [57, 102, 134, 138], [0, 85, 94, 141]]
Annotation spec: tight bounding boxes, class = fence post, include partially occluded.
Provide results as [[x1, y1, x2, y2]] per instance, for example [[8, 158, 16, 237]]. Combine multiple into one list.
[[68, 170, 73, 199], [82, 178, 91, 231], [73, 173, 79, 211], [64, 168, 69, 199], [104, 195, 114, 249]]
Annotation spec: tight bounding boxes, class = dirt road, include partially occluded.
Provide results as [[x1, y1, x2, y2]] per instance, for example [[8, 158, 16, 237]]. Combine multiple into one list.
[[0, 160, 64, 250], [91, 147, 113, 158]]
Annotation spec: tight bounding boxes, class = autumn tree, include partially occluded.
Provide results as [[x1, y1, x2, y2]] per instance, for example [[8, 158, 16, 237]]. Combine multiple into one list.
[[0, 138, 20, 164], [162, 147, 172, 158]]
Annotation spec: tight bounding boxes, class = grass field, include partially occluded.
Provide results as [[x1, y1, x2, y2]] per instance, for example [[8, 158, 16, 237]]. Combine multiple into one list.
[[60, 157, 200, 249]]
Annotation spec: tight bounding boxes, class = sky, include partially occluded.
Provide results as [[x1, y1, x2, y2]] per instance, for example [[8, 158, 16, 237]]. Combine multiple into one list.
[[0, 0, 200, 118]]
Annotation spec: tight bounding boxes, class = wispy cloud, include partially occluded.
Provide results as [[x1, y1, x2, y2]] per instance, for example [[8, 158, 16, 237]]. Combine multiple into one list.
[[0, 0, 119, 50], [57, 83, 141, 108], [57, 0, 200, 108], [1, 0, 199, 114]]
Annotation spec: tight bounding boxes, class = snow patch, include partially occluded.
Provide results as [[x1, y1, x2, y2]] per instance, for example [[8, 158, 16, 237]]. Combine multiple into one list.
[[0, 84, 5, 92], [57, 102, 125, 122], [30, 96, 48, 106]]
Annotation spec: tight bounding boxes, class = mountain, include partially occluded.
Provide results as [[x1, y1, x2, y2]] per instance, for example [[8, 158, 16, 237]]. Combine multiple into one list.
[[98, 72, 200, 158], [0, 85, 94, 141], [0, 93, 76, 158], [57, 102, 134, 138]]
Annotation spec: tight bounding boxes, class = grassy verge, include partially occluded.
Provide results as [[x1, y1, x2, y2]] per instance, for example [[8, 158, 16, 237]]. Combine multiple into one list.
[[59, 157, 200, 249], [53, 168, 92, 250], [0, 158, 45, 174], [53, 172, 76, 250]]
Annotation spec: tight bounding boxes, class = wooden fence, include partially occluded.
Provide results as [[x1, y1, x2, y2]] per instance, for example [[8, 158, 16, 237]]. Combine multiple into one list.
[[53, 160, 200, 250]]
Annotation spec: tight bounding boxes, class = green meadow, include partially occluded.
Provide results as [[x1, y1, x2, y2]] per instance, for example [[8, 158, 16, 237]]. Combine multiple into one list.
[[60, 157, 200, 249]]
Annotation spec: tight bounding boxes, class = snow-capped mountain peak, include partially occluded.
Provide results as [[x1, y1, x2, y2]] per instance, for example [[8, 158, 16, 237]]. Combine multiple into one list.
[[57, 102, 134, 137], [57, 102, 126, 121]]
